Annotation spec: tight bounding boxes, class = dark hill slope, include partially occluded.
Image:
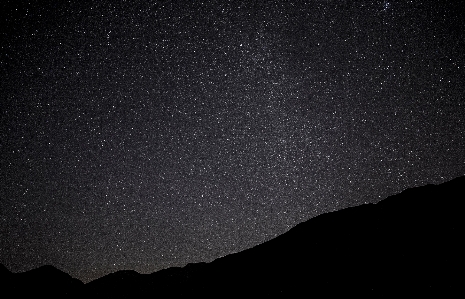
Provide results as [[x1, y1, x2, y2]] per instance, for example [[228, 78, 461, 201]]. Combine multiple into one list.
[[2, 265, 84, 297], [3, 176, 463, 297]]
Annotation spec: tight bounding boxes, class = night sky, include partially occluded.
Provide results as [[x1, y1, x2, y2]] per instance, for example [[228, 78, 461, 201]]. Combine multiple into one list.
[[1, 0, 464, 283]]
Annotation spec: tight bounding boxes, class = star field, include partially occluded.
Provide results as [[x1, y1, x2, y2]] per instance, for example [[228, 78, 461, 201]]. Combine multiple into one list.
[[1, 0, 464, 283]]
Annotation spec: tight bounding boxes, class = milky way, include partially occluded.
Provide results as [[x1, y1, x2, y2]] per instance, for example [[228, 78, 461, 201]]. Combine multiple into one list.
[[1, 0, 464, 282]]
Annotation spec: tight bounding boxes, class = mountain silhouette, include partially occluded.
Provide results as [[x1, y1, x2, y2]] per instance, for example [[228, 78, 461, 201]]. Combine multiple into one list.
[[2, 176, 463, 297], [1, 264, 84, 297]]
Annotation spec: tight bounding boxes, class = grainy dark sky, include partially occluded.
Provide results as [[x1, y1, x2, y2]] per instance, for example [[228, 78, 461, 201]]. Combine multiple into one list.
[[1, 0, 464, 283]]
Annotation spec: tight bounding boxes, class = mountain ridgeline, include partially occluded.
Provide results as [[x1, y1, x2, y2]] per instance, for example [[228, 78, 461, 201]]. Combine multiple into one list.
[[2, 176, 463, 297]]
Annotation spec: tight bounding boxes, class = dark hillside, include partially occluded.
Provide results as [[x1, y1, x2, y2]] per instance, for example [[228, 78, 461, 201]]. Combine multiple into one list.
[[3, 176, 463, 297]]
